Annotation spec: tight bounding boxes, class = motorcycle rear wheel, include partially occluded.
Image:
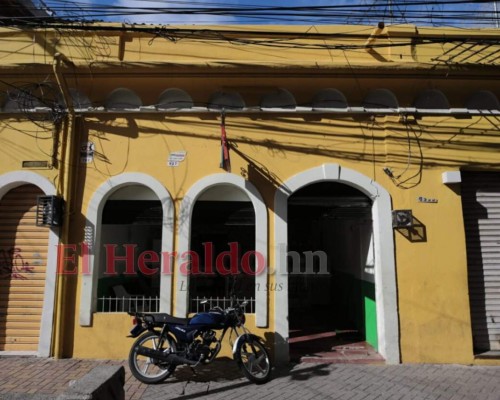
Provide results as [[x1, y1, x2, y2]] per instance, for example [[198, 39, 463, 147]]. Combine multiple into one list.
[[234, 336, 271, 384], [129, 331, 177, 384]]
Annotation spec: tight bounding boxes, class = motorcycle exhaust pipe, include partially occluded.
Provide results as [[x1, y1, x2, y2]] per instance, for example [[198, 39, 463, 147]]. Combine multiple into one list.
[[134, 345, 198, 366]]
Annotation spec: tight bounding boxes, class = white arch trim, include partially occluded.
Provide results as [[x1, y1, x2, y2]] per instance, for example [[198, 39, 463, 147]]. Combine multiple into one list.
[[273, 164, 400, 364], [176, 173, 268, 327], [0, 171, 58, 357], [79, 173, 174, 326]]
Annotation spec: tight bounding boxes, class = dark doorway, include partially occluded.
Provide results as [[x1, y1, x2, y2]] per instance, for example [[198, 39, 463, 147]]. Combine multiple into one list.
[[287, 182, 378, 361]]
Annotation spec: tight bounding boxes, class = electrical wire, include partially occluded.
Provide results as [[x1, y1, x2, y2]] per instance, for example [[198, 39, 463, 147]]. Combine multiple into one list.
[[1, 0, 499, 27], [1, 22, 498, 59]]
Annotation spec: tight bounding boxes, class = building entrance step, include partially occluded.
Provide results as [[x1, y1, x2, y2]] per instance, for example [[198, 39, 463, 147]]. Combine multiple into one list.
[[289, 328, 385, 364]]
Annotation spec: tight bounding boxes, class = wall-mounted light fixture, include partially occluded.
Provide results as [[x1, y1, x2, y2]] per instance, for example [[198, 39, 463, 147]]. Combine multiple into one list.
[[392, 209, 414, 228], [442, 171, 461, 185]]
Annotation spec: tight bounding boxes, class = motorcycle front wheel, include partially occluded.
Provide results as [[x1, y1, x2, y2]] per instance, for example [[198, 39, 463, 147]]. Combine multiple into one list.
[[129, 331, 177, 384], [234, 335, 271, 384]]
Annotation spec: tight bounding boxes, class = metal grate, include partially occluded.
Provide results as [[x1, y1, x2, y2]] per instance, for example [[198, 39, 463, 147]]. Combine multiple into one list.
[[36, 195, 64, 227], [98, 296, 159, 313], [190, 296, 255, 314]]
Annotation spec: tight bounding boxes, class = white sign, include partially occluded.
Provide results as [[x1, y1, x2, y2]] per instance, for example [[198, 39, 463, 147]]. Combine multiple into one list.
[[80, 141, 95, 164], [168, 151, 187, 167]]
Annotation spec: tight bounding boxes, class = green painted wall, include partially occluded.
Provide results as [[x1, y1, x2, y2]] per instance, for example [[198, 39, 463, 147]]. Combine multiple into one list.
[[332, 272, 377, 350], [363, 280, 378, 350]]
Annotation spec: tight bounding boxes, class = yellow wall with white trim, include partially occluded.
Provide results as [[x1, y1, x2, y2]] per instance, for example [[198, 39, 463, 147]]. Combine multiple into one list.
[[1, 24, 499, 364]]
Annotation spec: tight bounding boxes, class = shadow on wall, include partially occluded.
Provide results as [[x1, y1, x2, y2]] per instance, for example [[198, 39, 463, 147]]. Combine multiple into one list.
[[394, 214, 427, 243]]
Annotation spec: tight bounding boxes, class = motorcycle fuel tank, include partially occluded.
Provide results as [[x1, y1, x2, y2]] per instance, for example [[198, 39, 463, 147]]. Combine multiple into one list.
[[189, 311, 225, 327]]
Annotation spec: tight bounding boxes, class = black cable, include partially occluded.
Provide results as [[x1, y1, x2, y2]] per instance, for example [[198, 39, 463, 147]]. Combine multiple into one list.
[[1, 0, 498, 27]]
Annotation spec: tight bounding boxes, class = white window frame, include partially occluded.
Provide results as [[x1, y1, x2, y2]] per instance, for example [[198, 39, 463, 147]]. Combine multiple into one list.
[[176, 174, 268, 327], [79, 173, 174, 326]]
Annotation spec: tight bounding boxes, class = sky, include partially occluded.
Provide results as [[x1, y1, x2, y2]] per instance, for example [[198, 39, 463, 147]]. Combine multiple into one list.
[[42, 0, 500, 27]]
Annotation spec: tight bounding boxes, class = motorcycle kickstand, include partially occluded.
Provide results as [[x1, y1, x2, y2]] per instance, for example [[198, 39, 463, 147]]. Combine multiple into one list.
[[189, 356, 204, 375]]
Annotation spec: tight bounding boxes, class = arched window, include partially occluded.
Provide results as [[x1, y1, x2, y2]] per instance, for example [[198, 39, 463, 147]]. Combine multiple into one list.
[[260, 88, 296, 110], [363, 89, 399, 110], [466, 90, 500, 110], [311, 89, 348, 110], [105, 88, 142, 111], [208, 91, 245, 110], [157, 88, 193, 110], [414, 89, 450, 109], [97, 185, 162, 313], [189, 185, 256, 313]]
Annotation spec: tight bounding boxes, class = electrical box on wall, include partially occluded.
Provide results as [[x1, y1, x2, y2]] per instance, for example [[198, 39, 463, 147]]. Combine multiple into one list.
[[36, 195, 64, 227]]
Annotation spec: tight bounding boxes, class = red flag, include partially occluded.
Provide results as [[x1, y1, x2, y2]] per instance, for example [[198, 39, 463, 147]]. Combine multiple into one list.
[[220, 113, 231, 172]]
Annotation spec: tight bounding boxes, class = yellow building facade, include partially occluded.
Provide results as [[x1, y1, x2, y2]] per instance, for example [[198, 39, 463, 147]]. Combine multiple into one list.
[[0, 23, 499, 365]]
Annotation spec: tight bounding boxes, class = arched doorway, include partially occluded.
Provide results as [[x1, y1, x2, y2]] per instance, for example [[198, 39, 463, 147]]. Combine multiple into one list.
[[287, 182, 377, 360], [0, 185, 49, 352], [188, 185, 256, 313], [273, 164, 399, 365]]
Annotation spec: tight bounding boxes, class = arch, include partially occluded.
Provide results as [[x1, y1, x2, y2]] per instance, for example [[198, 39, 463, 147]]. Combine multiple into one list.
[[311, 88, 348, 110], [260, 88, 296, 110], [57, 88, 92, 110], [0, 171, 58, 357], [363, 88, 399, 110], [208, 91, 246, 111], [273, 164, 399, 364], [466, 90, 500, 110], [157, 88, 193, 110], [414, 89, 450, 110], [176, 174, 268, 327], [105, 88, 142, 111], [79, 173, 174, 326], [2, 90, 41, 112]]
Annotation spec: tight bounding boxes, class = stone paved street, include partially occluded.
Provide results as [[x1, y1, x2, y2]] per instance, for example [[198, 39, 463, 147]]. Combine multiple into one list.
[[0, 356, 499, 400]]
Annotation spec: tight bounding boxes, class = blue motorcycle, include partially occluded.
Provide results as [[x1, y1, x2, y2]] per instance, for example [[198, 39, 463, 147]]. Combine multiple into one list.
[[128, 299, 272, 384]]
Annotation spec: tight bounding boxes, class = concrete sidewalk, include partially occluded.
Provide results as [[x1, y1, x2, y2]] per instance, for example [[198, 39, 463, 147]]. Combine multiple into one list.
[[0, 356, 499, 400]]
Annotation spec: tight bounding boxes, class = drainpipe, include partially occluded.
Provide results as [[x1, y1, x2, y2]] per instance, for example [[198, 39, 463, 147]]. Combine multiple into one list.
[[52, 53, 78, 358]]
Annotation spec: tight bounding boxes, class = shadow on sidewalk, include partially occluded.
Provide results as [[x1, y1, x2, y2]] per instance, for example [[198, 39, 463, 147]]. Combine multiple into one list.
[[152, 358, 332, 400]]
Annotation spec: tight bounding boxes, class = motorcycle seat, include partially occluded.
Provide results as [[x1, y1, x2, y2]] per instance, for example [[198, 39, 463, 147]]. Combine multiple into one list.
[[148, 313, 191, 325]]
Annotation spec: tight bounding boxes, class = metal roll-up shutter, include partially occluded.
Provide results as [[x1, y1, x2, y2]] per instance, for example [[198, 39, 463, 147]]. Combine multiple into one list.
[[0, 185, 49, 351], [462, 172, 500, 352]]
